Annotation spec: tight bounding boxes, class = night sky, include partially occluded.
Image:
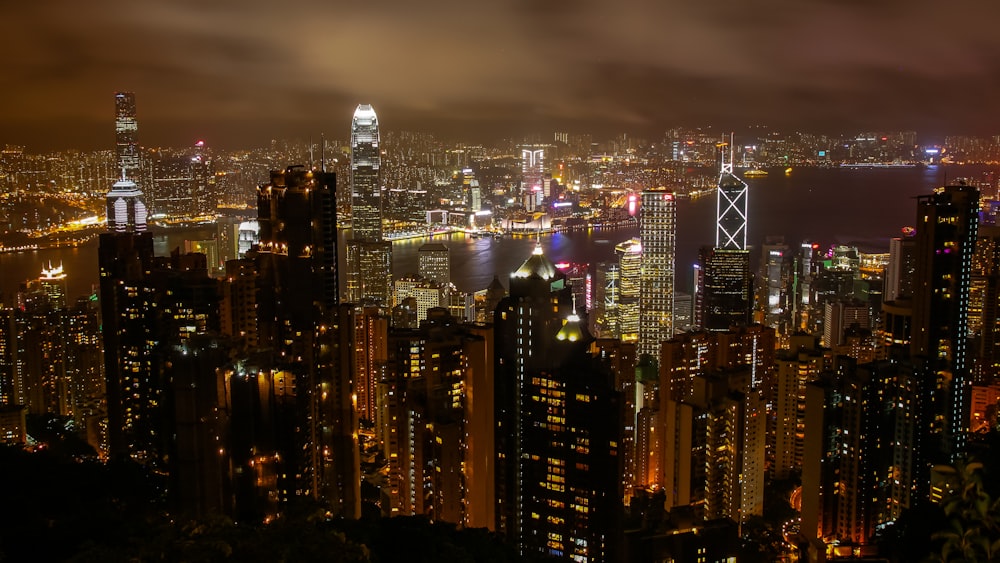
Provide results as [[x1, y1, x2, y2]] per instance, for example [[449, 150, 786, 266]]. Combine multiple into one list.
[[3, 0, 999, 150]]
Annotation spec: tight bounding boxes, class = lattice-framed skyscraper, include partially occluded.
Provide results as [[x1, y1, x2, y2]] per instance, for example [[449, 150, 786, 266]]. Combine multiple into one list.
[[696, 140, 752, 332]]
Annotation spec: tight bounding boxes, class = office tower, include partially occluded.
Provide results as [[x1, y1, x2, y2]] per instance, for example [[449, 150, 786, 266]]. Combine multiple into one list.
[[256, 166, 358, 517], [351, 104, 382, 242], [418, 242, 450, 285], [696, 247, 752, 331], [639, 190, 676, 360], [106, 173, 148, 233], [885, 236, 917, 302], [758, 237, 791, 335], [494, 244, 622, 561], [696, 145, 752, 332], [715, 143, 748, 250], [38, 262, 67, 308], [616, 238, 642, 341], [346, 104, 392, 307], [520, 146, 545, 194], [190, 140, 212, 216], [791, 241, 820, 331], [237, 220, 260, 258], [16, 274, 68, 417], [114, 92, 140, 180], [911, 184, 979, 461], [592, 262, 620, 338]]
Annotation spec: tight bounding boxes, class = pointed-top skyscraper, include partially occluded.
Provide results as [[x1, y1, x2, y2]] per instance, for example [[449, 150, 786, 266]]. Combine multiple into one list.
[[351, 104, 382, 242], [716, 136, 748, 250], [106, 172, 148, 233], [696, 139, 753, 331], [346, 104, 392, 306]]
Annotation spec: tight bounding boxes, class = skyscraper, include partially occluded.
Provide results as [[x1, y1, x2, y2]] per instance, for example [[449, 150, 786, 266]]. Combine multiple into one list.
[[114, 92, 140, 181], [696, 144, 753, 331], [911, 183, 979, 461], [715, 142, 748, 250], [697, 247, 752, 331], [106, 173, 148, 233], [494, 244, 621, 561], [638, 189, 676, 360], [346, 104, 392, 307], [351, 104, 382, 242]]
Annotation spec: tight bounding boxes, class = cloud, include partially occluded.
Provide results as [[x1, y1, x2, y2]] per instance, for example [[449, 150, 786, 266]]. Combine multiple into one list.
[[2, 0, 999, 149]]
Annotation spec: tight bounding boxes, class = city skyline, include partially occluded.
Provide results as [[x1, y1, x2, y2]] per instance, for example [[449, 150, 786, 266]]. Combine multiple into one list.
[[4, 1, 1000, 150]]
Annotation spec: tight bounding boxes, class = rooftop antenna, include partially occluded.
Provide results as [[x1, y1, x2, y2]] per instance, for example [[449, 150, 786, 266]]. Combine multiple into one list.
[[719, 134, 734, 176], [321, 134, 326, 173]]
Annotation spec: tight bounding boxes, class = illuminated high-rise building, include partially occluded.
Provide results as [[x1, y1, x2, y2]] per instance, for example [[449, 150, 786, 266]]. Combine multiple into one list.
[[616, 238, 642, 341], [696, 144, 752, 332], [106, 173, 148, 233], [418, 242, 450, 285], [715, 141, 748, 250], [638, 190, 676, 359], [38, 262, 67, 309], [351, 104, 382, 242], [972, 224, 1000, 381], [494, 244, 622, 561], [885, 236, 917, 302], [912, 184, 979, 461], [520, 146, 545, 194], [696, 247, 752, 331], [114, 92, 140, 181], [346, 104, 392, 307], [379, 310, 493, 527]]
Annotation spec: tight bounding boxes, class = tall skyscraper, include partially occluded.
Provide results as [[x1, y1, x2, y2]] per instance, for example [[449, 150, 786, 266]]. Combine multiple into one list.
[[715, 141, 748, 250], [114, 92, 140, 181], [346, 104, 392, 307], [494, 244, 621, 561], [520, 146, 545, 194], [696, 144, 753, 332], [351, 104, 382, 242], [639, 189, 676, 360], [911, 184, 979, 461]]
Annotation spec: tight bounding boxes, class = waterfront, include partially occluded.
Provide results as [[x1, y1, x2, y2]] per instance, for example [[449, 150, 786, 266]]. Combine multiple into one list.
[[0, 165, 990, 301]]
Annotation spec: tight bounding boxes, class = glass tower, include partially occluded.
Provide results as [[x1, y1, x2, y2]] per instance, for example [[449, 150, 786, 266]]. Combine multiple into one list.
[[350, 104, 381, 242], [638, 189, 676, 360], [114, 92, 140, 181]]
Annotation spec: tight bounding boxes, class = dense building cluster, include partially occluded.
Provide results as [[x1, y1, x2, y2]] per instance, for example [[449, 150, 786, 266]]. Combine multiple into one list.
[[4, 92, 1000, 562]]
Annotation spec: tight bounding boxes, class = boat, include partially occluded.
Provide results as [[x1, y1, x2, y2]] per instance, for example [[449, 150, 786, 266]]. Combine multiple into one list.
[[743, 168, 768, 178], [785, 167, 793, 176]]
